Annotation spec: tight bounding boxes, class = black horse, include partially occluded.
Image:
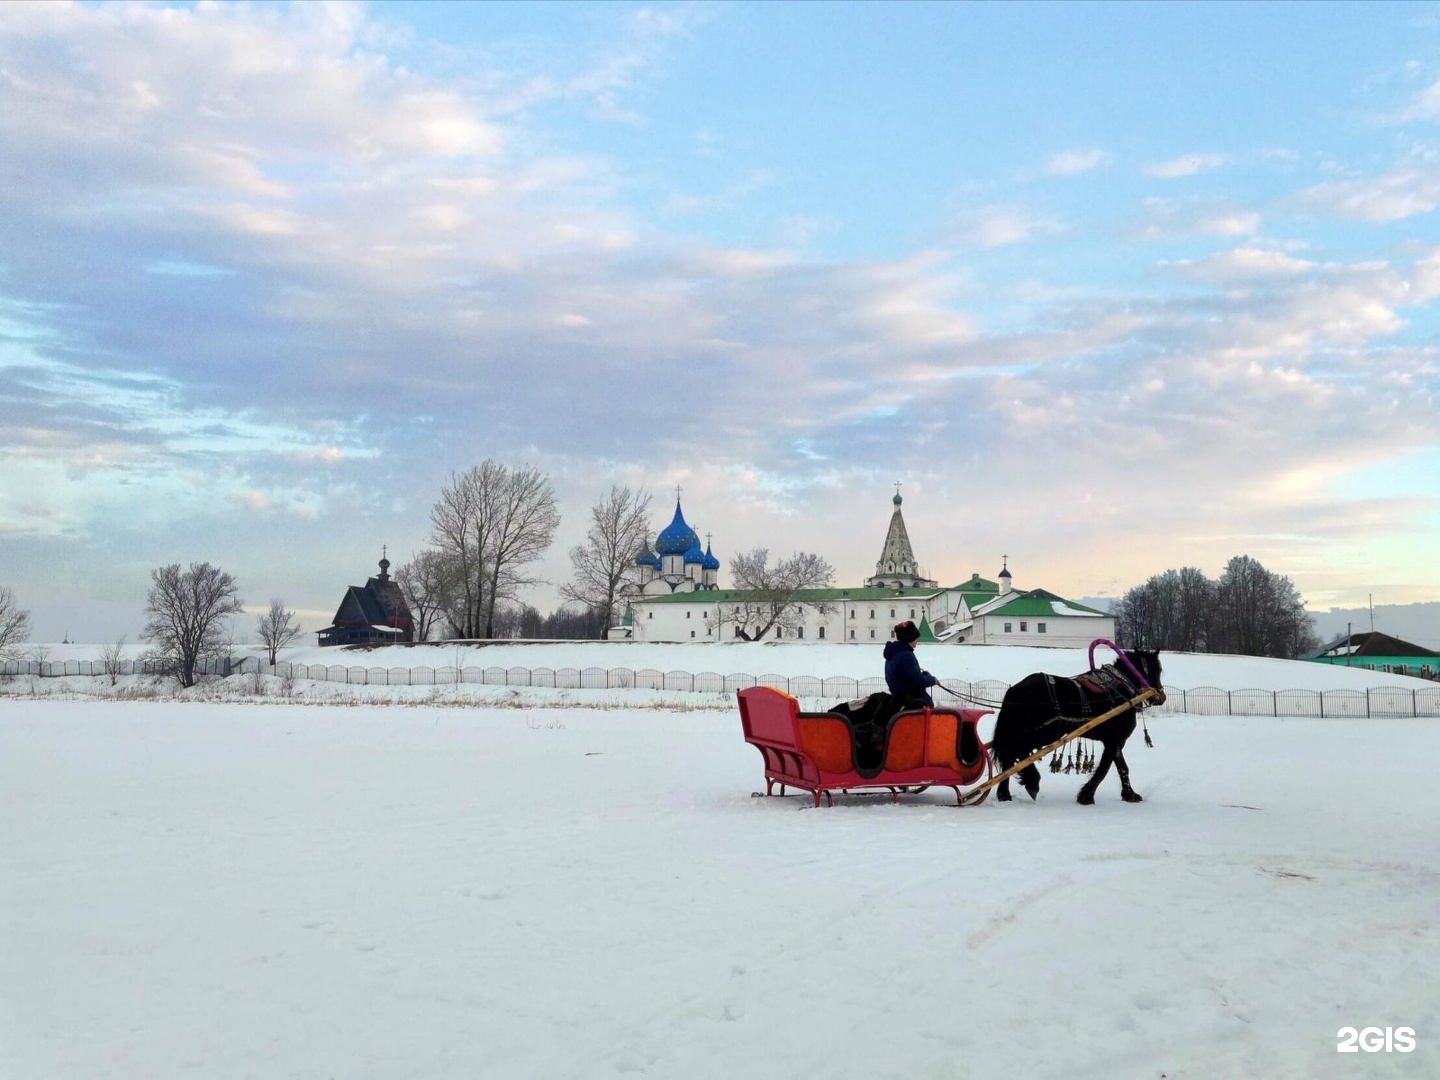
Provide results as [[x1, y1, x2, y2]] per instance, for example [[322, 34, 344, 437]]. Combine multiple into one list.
[[991, 650, 1164, 805]]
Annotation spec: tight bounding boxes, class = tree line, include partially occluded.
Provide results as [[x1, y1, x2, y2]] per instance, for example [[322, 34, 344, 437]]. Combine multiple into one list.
[[1113, 555, 1318, 659]]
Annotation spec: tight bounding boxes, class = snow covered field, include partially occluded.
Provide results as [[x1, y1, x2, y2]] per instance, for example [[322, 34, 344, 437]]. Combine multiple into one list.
[[2, 680, 1437, 1078]]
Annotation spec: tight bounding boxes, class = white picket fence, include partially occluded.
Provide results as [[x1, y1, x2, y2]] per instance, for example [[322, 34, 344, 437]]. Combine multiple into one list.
[[6, 656, 1439, 718]]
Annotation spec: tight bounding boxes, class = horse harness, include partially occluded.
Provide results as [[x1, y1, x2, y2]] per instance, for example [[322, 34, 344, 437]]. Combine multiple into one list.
[[1043, 662, 1155, 747]]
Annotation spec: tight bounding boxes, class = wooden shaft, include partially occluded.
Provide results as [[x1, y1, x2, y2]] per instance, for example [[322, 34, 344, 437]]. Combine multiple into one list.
[[959, 688, 1157, 806]]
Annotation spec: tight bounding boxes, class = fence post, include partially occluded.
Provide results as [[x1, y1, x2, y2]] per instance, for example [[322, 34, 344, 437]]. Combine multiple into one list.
[[1366, 688, 1371, 719], [1273, 691, 1277, 717]]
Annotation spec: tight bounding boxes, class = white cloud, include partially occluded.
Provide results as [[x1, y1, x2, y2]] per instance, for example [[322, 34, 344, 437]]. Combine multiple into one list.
[[1413, 248, 1440, 300], [1133, 198, 1260, 240], [1046, 148, 1110, 176], [1398, 78, 1440, 121], [1191, 210, 1262, 236], [1300, 164, 1440, 222], [953, 205, 1060, 249], [1169, 248, 1315, 281], [1142, 153, 1227, 179], [663, 170, 775, 216]]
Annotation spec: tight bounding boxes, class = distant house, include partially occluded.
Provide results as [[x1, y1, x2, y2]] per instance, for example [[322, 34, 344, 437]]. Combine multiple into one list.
[[317, 552, 415, 647], [1305, 631, 1438, 680]]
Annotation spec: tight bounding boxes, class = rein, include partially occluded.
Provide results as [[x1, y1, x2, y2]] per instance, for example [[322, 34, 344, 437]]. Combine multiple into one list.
[[936, 682, 1006, 709]]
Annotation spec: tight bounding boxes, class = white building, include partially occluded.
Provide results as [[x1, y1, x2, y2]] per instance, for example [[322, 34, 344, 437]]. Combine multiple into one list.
[[618, 491, 1114, 647]]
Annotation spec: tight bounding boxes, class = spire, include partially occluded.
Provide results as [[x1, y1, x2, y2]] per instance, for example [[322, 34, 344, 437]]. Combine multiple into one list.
[[378, 545, 391, 581], [864, 487, 937, 590], [999, 554, 1012, 595]]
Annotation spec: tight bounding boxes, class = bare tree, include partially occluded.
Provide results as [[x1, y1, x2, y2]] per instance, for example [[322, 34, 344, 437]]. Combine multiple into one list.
[[100, 635, 127, 686], [722, 548, 835, 640], [561, 484, 652, 639], [429, 460, 560, 638], [1213, 555, 1316, 658], [482, 464, 560, 638], [1114, 567, 1215, 651], [142, 562, 244, 687], [0, 586, 31, 663], [395, 549, 453, 642], [255, 599, 301, 666]]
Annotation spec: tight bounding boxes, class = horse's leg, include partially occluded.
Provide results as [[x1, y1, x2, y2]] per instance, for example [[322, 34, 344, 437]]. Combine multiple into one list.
[[1019, 762, 1041, 800], [1114, 746, 1143, 802], [1076, 742, 1116, 804], [997, 774, 1013, 801]]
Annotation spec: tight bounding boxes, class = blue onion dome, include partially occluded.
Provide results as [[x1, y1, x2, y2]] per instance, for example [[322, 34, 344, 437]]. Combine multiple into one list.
[[702, 541, 720, 572], [683, 536, 705, 564], [655, 501, 698, 556], [633, 537, 659, 568]]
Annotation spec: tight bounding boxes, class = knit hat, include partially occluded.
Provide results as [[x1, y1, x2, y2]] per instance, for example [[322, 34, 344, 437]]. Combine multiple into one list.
[[894, 620, 920, 643]]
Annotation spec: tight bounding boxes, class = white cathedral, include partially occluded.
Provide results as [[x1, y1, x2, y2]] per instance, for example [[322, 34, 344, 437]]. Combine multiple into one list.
[[614, 488, 1114, 648]]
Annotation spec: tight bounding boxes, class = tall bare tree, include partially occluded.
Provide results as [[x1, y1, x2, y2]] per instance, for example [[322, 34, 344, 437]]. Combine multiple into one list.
[[255, 599, 302, 666], [429, 461, 560, 639], [395, 550, 453, 643], [0, 586, 31, 662], [561, 484, 652, 638], [142, 562, 244, 687], [1213, 555, 1316, 658], [722, 548, 835, 640]]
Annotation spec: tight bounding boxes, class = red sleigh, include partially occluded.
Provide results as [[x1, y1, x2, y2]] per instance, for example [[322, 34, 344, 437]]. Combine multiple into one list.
[[737, 686, 994, 807]]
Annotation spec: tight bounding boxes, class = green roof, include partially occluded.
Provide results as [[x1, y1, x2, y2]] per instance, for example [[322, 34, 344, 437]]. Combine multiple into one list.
[[982, 589, 1110, 618], [957, 575, 1000, 592], [958, 590, 999, 609]]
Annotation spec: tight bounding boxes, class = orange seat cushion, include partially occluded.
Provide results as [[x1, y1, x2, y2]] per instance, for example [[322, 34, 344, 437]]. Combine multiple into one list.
[[797, 717, 854, 774], [926, 711, 960, 771], [884, 714, 926, 771]]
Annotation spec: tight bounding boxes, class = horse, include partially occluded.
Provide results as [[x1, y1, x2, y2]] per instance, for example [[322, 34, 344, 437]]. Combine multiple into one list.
[[991, 650, 1164, 805]]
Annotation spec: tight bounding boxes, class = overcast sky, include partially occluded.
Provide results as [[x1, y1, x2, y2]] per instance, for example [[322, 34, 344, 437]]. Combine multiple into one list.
[[3, 0, 1439, 642]]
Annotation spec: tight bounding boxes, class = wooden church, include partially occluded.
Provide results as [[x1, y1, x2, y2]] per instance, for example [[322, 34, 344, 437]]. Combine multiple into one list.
[[317, 550, 416, 647]]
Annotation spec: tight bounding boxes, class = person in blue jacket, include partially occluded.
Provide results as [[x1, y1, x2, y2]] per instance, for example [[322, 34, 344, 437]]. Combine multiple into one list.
[[883, 620, 938, 707]]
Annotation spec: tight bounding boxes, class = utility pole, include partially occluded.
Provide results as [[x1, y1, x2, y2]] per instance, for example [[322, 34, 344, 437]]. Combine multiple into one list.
[[1369, 594, 1375, 633], [1347, 622, 1352, 668]]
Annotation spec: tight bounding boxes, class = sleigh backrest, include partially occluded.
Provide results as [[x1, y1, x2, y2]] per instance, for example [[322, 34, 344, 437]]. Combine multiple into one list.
[[737, 686, 801, 751], [738, 686, 857, 775]]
